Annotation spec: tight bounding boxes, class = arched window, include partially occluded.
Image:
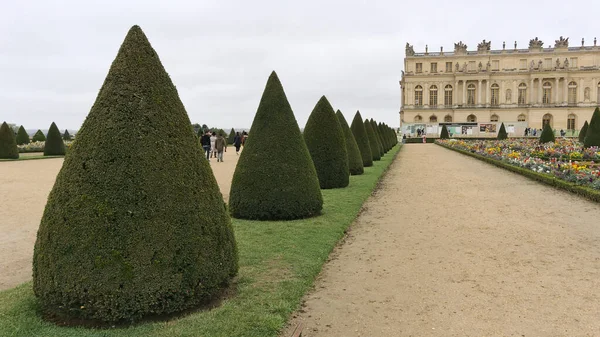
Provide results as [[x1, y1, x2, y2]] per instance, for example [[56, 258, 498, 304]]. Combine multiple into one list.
[[444, 85, 453, 106], [567, 114, 576, 130], [518, 83, 527, 105], [414, 85, 423, 106], [543, 113, 553, 127], [568, 81, 577, 104], [467, 114, 477, 122], [414, 115, 423, 122], [444, 114, 453, 122], [491, 83, 500, 106], [517, 114, 526, 122], [429, 85, 438, 106], [543, 81, 552, 104], [467, 83, 476, 105], [490, 114, 499, 122], [429, 115, 437, 123]]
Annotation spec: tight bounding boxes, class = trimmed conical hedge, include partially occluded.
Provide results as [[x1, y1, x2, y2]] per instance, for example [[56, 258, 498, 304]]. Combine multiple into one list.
[[303, 96, 349, 189], [16, 125, 30, 145], [0, 122, 19, 159], [44, 122, 65, 156], [364, 119, 381, 161], [379, 122, 390, 152], [229, 72, 322, 220], [336, 110, 364, 175], [227, 128, 235, 144], [497, 123, 508, 140], [369, 119, 384, 157], [63, 129, 71, 141], [32, 129, 46, 142], [584, 107, 600, 148], [539, 122, 555, 143], [350, 111, 373, 167], [579, 120, 589, 143], [33, 25, 238, 324], [440, 125, 450, 139]]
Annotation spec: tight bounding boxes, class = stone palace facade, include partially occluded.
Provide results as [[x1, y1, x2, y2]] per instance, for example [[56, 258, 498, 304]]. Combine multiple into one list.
[[400, 37, 600, 133]]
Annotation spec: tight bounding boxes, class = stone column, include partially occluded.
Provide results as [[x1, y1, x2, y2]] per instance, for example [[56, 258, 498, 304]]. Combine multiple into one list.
[[454, 80, 459, 106], [579, 78, 584, 104], [462, 81, 467, 105], [554, 78, 559, 104], [424, 82, 430, 107], [512, 80, 517, 105], [538, 79, 543, 104], [563, 78, 568, 104], [478, 80, 482, 106], [530, 78, 535, 104], [487, 81, 492, 106], [439, 81, 444, 107]]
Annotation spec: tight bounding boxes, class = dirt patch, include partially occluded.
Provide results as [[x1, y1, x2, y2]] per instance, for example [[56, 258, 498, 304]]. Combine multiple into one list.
[[284, 144, 600, 336], [0, 149, 240, 290]]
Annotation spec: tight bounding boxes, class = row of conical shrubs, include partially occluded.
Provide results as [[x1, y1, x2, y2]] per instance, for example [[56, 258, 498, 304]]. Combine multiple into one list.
[[0, 122, 68, 159]]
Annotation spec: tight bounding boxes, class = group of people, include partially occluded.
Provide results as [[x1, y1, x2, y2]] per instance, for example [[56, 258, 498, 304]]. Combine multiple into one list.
[[416, 128, 426, 137], [524, 127, 568, 137], [199, 130, 248, 162]]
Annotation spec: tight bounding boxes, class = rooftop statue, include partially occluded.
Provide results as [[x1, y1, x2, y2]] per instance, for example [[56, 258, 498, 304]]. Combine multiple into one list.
[[529, 37, 544, 49], [477, 40, 491, 52], [454, 41, 467, 53], [554, 36, 569, 48], [405, 43, 415, 56]]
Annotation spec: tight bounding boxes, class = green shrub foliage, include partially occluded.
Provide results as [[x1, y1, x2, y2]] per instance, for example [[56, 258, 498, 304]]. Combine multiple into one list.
[[579, 120, 589, 143], [229, 71, 323, 219], [43, 122, 66, 156], [303, 97, 349, 189], [584, 107, 600, 148], [539, 122, 556, 143], [440, 125, 450, 139], [16, 125, 30, 145], [369, 119, 384, 157], [378, 122, 390, 151], [33, 25, 238, 323], [350, 111, 373, 167], [364, 119, 381, 161], [32, 129, 46, 142], [336, 110, 364, 175], [0, 122, 19, 159], [63, 129, 72, 141], [497, 123, 508, 140], [228, 128, 235, 144]]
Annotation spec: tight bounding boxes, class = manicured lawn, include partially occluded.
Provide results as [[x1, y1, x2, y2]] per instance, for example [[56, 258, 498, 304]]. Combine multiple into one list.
[[0, 153, 63, 161], [0, 145, 401, 337]]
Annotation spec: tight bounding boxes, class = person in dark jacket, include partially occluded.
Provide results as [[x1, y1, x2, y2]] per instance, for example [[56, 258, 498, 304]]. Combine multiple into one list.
[[200, 131, 212, 161], [233, 132, 242, 155], [215, 133, 227, 162]]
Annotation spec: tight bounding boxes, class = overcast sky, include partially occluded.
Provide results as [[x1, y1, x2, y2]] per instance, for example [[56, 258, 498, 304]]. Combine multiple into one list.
[[1, 0, 599, 130]]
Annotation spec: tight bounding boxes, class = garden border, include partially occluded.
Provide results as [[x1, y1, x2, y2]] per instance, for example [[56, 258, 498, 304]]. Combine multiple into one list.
[[436, 142, 600, 203]]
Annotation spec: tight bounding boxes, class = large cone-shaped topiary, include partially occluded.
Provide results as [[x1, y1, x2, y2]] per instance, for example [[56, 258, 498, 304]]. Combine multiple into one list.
[[369, 119, 384, 157], [16, 125, 30, 145], [440, 125, 450, 139], [539, 122, 555, 143], [584, 107, 600, 148], [303, 96, 349, 188], [0, 122, 19, 159], [336, 110, 364, 175], [350, 111, 373, 167], [229, 72, 322, 220], [364, 119, 381, 161], [43, 122, 66, 156], [33, 25, 238, 323], [32, 129, 46, 142], [378, 122, 390, 152], [497, 122, 508, 140], [579, 120, 589, 143]]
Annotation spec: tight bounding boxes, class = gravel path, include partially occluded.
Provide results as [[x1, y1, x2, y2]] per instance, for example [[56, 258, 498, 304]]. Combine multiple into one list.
[[285, 144, 600, 336]]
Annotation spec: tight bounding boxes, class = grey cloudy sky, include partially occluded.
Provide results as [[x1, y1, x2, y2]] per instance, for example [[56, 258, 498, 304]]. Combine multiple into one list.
[[1, 0, 599, 130]]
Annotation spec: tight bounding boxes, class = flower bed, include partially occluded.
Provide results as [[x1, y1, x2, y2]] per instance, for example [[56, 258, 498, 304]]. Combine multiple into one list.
[[17, 141, 73, 153], [437, 138, 600, 191]]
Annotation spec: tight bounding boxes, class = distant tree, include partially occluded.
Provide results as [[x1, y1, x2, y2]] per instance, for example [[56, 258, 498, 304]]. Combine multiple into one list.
[[63, 129, 72, 141], [0, 122, 19, 159], [16, 126, 30, 145], [497, 123, 508, 140], [584, 107, 600, 148], [32, 129, 46, 142], [440, 125, 450, 139], [539, 122, 555, 143], [578, 120, 589, 143]]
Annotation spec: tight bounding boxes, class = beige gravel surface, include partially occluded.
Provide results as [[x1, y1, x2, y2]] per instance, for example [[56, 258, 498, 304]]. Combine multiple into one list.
[[0, 148, 240, 290], [285, 144, 600, 337]]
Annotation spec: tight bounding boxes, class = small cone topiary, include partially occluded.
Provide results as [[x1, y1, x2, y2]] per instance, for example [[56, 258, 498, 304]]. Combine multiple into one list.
[[539, 122, 556, 143], [350, 111, 373, 167], [33, 25, 238, 324], [584, 107, 600, 148], [579, 120, 589, 143], [440, 125, 450, 139], [32, 129, 46, 142], [369, 119, 384, 157], [364, 119, 381, 161], [16, 125, 30, 145], [497, 123, 508, 140], [0, 122, 19, 159], [303, 96, 349, 189], [44, 122, 65, 156], [63, 129, 71, 141], [228, 128, 235, 144], [229, 71, 323, 220], [336, 110, 364, 175]]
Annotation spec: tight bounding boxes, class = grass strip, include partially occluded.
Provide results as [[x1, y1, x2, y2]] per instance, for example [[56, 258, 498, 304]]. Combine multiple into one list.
[[0, 155, 64, 162], [436, 142, 600, 203], [0, 145, 401, 337]]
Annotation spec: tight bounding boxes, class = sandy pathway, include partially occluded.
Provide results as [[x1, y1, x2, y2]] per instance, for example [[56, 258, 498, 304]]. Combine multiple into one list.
[[0, 148, 240, 290], [286, 144, 600, 336]]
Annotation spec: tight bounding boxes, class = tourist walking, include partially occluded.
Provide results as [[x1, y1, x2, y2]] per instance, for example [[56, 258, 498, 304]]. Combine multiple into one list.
[[200, 131, 211, 161], [215, 133, 226, 162], [233, 132, 242, 155], [242, 131, 248, 147], [210, 132, 217, 158]]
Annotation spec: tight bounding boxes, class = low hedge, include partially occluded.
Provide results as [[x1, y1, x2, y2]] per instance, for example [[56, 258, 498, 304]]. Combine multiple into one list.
[[436, 142, 600, 203], [404, 137, 436, 143]]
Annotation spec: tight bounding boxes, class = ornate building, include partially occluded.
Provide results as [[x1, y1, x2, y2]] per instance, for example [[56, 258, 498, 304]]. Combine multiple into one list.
[[400, 37, 600, 134]]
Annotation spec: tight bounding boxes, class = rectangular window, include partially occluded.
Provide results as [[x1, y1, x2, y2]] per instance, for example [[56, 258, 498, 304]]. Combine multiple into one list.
[[430, 62, 437, 73], [446, 62, 453, 72], [491, 88, 499, 106], [444, 88, 452, 106], [468, 61, 476, 71], [567, 118, 576, 130], [416, 63, 423, 73], [519, 59, 527, 70], [543, 88, 552, 104], [518, 88, 527, 105], [570, 58, 578, 68], [492, 60, 499, 71], [429, 89, 438, 106], [467, 89, 476, 105], [544, 58, 552, 69], [568, 88, 577, 104], [415, 91, 423, 106]]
